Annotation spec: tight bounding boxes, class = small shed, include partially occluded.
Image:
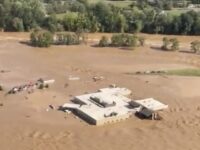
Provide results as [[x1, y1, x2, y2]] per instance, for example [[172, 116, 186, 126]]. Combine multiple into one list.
[[135, 98, 168, 111], [136, 108, 162, 120]]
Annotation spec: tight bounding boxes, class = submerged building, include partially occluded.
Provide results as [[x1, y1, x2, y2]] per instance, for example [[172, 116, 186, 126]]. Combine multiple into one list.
[[62, 87, 168, 126]]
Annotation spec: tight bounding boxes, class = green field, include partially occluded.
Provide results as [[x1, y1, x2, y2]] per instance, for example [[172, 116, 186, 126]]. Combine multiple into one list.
[[166, 69, 200, 77], [166, 8, 200, 16], [166, 8, 189, 16], [56, 0, 133, 19], [132, 68, 200, 77], [56, 12, 78, 19], [56, 13, 67, 19], [88, 0, 133, 7]]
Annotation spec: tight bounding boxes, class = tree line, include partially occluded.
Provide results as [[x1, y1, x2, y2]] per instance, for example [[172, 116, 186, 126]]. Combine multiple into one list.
[[0, 0, 200, 35], [30, 28, 145, 48], [30, 28, 200, 55], [161, 37, 200, 53]]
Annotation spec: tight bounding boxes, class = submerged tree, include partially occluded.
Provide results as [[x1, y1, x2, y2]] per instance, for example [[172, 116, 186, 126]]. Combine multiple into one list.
[[138, 36, 146, 46], [30, 29, 53, 47], [191, 40, 200, 53], [161, 37, 170, 50], [0, 0, 46, 31], [162, 37, 179, 51], [170, 38, 179, 51], [55, 33, 80, 45], [111, 33, 137, 47], [98, 36, 109, 47]]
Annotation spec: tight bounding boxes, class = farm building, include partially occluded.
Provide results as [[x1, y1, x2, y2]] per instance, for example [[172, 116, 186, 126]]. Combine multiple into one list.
[[62, 87, 168, 126]]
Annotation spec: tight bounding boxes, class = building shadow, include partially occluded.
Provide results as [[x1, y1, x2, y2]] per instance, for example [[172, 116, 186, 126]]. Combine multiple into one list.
[[179, 50, 197, 54], [119, 47, 134, 51], [19, 41, 33, 47], [150, 46, 167, 51]]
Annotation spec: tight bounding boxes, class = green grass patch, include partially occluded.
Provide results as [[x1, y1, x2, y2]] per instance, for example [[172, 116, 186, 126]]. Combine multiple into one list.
[[166, 8, 189, 16], [88, 0, 103, 3], [56, 12, 78, 19], [88, 0, 132, 8], [107, 1, 132, 8], [166, 69, 200, 77], [56, 13, 67, 19]]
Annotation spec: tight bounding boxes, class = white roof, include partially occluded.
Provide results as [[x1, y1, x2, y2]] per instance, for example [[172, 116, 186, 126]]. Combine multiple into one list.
[[43, 79, 55, 84], [75, 92, 131, 106], [79, 104, 132, 121], [62, 103, 80, 109], [71, 91, 135, 121], [62, 87, 169, 125], [135, 98, 168, 111]]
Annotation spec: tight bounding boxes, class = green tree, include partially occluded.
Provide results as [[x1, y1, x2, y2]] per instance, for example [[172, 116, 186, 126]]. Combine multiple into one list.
[[111, 34, 137, 47], [180, 13, 194, 35], [70, 1, 86, 13], [170, 16, 181, 34], [116, 14, 127, 33], [3, 16, 23, 31], [92, 2, 112, 32], [55, 33, 80, 45], [63, 12, 78, 31], [88, 14, 100, 32], [162, 37, 170, 50], [136, 0, 148, 9], [191, 40, 200, 53], [75, 14, 90, 32], [138, 36, 145, 46], [0, 0, 45, 31], [124, 7, 145, 33], [170, 38, 179, 51], [154, 13, 173, 34], [163, 0, 173, 10], [30, 29, 53, 47], [98, 36, 109, 47], [43, 14, 59, 33], [191, 0, 200, 4], [191, 16, 200, 35]]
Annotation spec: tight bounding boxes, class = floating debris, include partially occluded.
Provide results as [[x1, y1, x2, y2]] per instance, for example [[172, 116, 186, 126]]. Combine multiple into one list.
[[0, 85, 3, 91], [64, 83, 69, 88], [61, 87, 168, 126], [7, 78, 55, 95], [92, 76, 104, 82], [49, 104, 55, 110], [135, 70, 167, 75], [109, 84, 117, 88], [68, 76, 80, 81], [0, 70, 10, 73]]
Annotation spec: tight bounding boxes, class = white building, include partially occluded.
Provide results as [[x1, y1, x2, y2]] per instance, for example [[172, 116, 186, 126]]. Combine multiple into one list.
[[62, 87, 168, 126]]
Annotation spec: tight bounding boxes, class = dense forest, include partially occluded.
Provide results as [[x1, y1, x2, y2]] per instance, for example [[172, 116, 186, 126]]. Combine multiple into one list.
[[0, 0, 200, 35]]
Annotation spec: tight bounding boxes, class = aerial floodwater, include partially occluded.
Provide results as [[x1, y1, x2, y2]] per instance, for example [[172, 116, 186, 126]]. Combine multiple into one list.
[[0, 32, 200, 150], [1, 0, 200, 150]]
